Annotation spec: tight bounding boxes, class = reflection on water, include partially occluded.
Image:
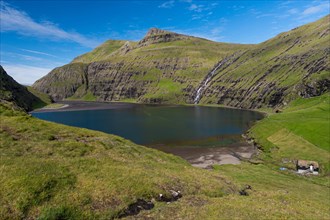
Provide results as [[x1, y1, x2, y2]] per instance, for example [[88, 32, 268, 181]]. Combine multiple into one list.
[[32, 103, 263, 147]]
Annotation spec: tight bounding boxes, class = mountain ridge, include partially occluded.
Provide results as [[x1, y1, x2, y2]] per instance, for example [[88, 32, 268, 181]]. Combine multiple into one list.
[[33, 15, 330, 109]]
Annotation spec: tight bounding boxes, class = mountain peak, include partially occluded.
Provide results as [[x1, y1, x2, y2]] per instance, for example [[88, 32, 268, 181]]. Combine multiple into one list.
[[145, 27, 169, 36], [138, 28, 189, 47]]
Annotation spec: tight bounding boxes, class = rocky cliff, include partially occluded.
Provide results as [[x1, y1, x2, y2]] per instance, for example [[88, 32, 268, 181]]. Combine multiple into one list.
[[33, 15, 330, 109]]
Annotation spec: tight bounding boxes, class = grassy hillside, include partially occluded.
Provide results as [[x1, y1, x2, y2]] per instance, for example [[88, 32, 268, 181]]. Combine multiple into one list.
[[32, 28, 251, 103], [201, 15, 330, 108], [1, 94, 329, 219], [132, 93, 330, 219], [6, 16, 330, 220], [32, 16, 329, 109], [0, 101, 238, 219], [26, 86, 52, 108], [0, 66, 48, 111], [249, 93, 330, 172], [72, 40, 129, 63]]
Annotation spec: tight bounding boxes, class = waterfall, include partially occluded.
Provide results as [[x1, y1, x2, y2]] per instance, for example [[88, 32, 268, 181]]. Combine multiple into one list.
[[193, 60, 225, 104], [193, 51, 242, 104]]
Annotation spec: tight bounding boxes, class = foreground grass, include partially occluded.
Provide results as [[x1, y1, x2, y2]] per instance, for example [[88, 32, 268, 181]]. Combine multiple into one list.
[[138, 162, 329, 220], [0, 102, 236, 219], [0, 93, 329, 219], [134, 94, 330, 219]]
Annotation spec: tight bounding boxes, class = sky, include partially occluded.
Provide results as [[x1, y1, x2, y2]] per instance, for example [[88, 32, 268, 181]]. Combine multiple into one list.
[[0, 0, 329, 85]]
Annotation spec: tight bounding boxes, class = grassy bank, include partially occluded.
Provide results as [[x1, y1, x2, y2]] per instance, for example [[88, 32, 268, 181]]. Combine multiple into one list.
[[249, 93, 330, 173], [132, 94, 330, 219], [0, 93, 329, 219], [0, 101, 237, 219]]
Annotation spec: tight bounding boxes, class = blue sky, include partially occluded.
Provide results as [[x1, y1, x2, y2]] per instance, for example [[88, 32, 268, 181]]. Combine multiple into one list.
[[1, 0, 329, 85]]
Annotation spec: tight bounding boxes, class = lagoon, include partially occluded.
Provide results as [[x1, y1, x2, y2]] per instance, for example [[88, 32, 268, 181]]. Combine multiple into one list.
[[32, 101, 263, 166]]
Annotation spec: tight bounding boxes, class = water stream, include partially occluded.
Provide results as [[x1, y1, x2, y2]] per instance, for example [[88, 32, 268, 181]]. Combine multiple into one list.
[[193, 53, 238, 104], [193, 61, 223, 104]]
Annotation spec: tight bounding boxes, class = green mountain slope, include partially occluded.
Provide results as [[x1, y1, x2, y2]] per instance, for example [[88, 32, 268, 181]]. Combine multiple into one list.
[[32, 28, 251, 103], [0, 66, 49, 111], [200, 15, 330, 108], [32, 16, 329, 109], [72, 40, 129, 63]]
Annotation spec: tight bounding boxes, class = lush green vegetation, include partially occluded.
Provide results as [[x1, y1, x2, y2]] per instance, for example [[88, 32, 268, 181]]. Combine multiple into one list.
[[138, 162, 329, 219], [1, 92, 329, 219], [2, 16, 329, 219], [72, 40, 129, 63], [26, 86, 52, 108], [249, 93, 330, 173], [32, 28, 252, 104], [0, 101, 238, 219], [132, 93, 330, 219], [42, 103, 67, 109], [66, 90, 97, 101], [32, 16, 329, 109], [201, 15, 330, 108]]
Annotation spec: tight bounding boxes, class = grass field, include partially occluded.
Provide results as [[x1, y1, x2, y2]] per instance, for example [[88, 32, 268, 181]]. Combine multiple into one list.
[[249, 93, 330, 173], [1, 92, 329, 219], [0, 101, 238, 219]]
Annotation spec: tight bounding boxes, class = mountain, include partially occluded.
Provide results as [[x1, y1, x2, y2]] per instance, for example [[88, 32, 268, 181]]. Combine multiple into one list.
[[0, 65, 48, 111], [1, 70, 329, 219], [32, 15, 330, 109], [32, 28, 251, 103], [199, 15, 330, 108]]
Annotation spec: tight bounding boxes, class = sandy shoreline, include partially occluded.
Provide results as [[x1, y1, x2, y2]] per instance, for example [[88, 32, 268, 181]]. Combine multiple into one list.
[[149, 140, 257, 168], [30, 101, 137, 113]]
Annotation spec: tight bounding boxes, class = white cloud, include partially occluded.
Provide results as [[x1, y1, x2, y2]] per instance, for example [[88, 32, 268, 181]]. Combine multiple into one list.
[[1, 64, 52, 85], [158, 0, 175, 9], [302, 3, 329, 16], [20, 49, 57, 58], [188, 4, 204, 12], [17, 54, 43, 61], [278, 0, 294, 8], [288, 8, 298, 14], [192, 14, 203, 20], [0, 2, 99, 48], [256, 13, 275, 19]]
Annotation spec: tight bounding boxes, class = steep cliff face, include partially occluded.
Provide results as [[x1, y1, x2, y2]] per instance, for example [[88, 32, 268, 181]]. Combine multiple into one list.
[[0, 66, 46, 111], [197, 15, 330, 108], [33, 16, 330, 108], [33, 63, 87, 101], [33, 28, 249, 103]]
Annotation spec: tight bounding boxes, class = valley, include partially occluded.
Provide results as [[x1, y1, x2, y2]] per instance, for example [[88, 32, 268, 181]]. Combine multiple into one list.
[[0, 12, 329, 220]]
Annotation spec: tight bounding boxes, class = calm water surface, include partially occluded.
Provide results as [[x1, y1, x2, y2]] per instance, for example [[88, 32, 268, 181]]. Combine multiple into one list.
[[31, 102, 263, 147]]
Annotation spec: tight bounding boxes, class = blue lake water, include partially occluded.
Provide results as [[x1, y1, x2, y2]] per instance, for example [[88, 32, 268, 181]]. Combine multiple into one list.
[[31, 102, 263, 146]]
